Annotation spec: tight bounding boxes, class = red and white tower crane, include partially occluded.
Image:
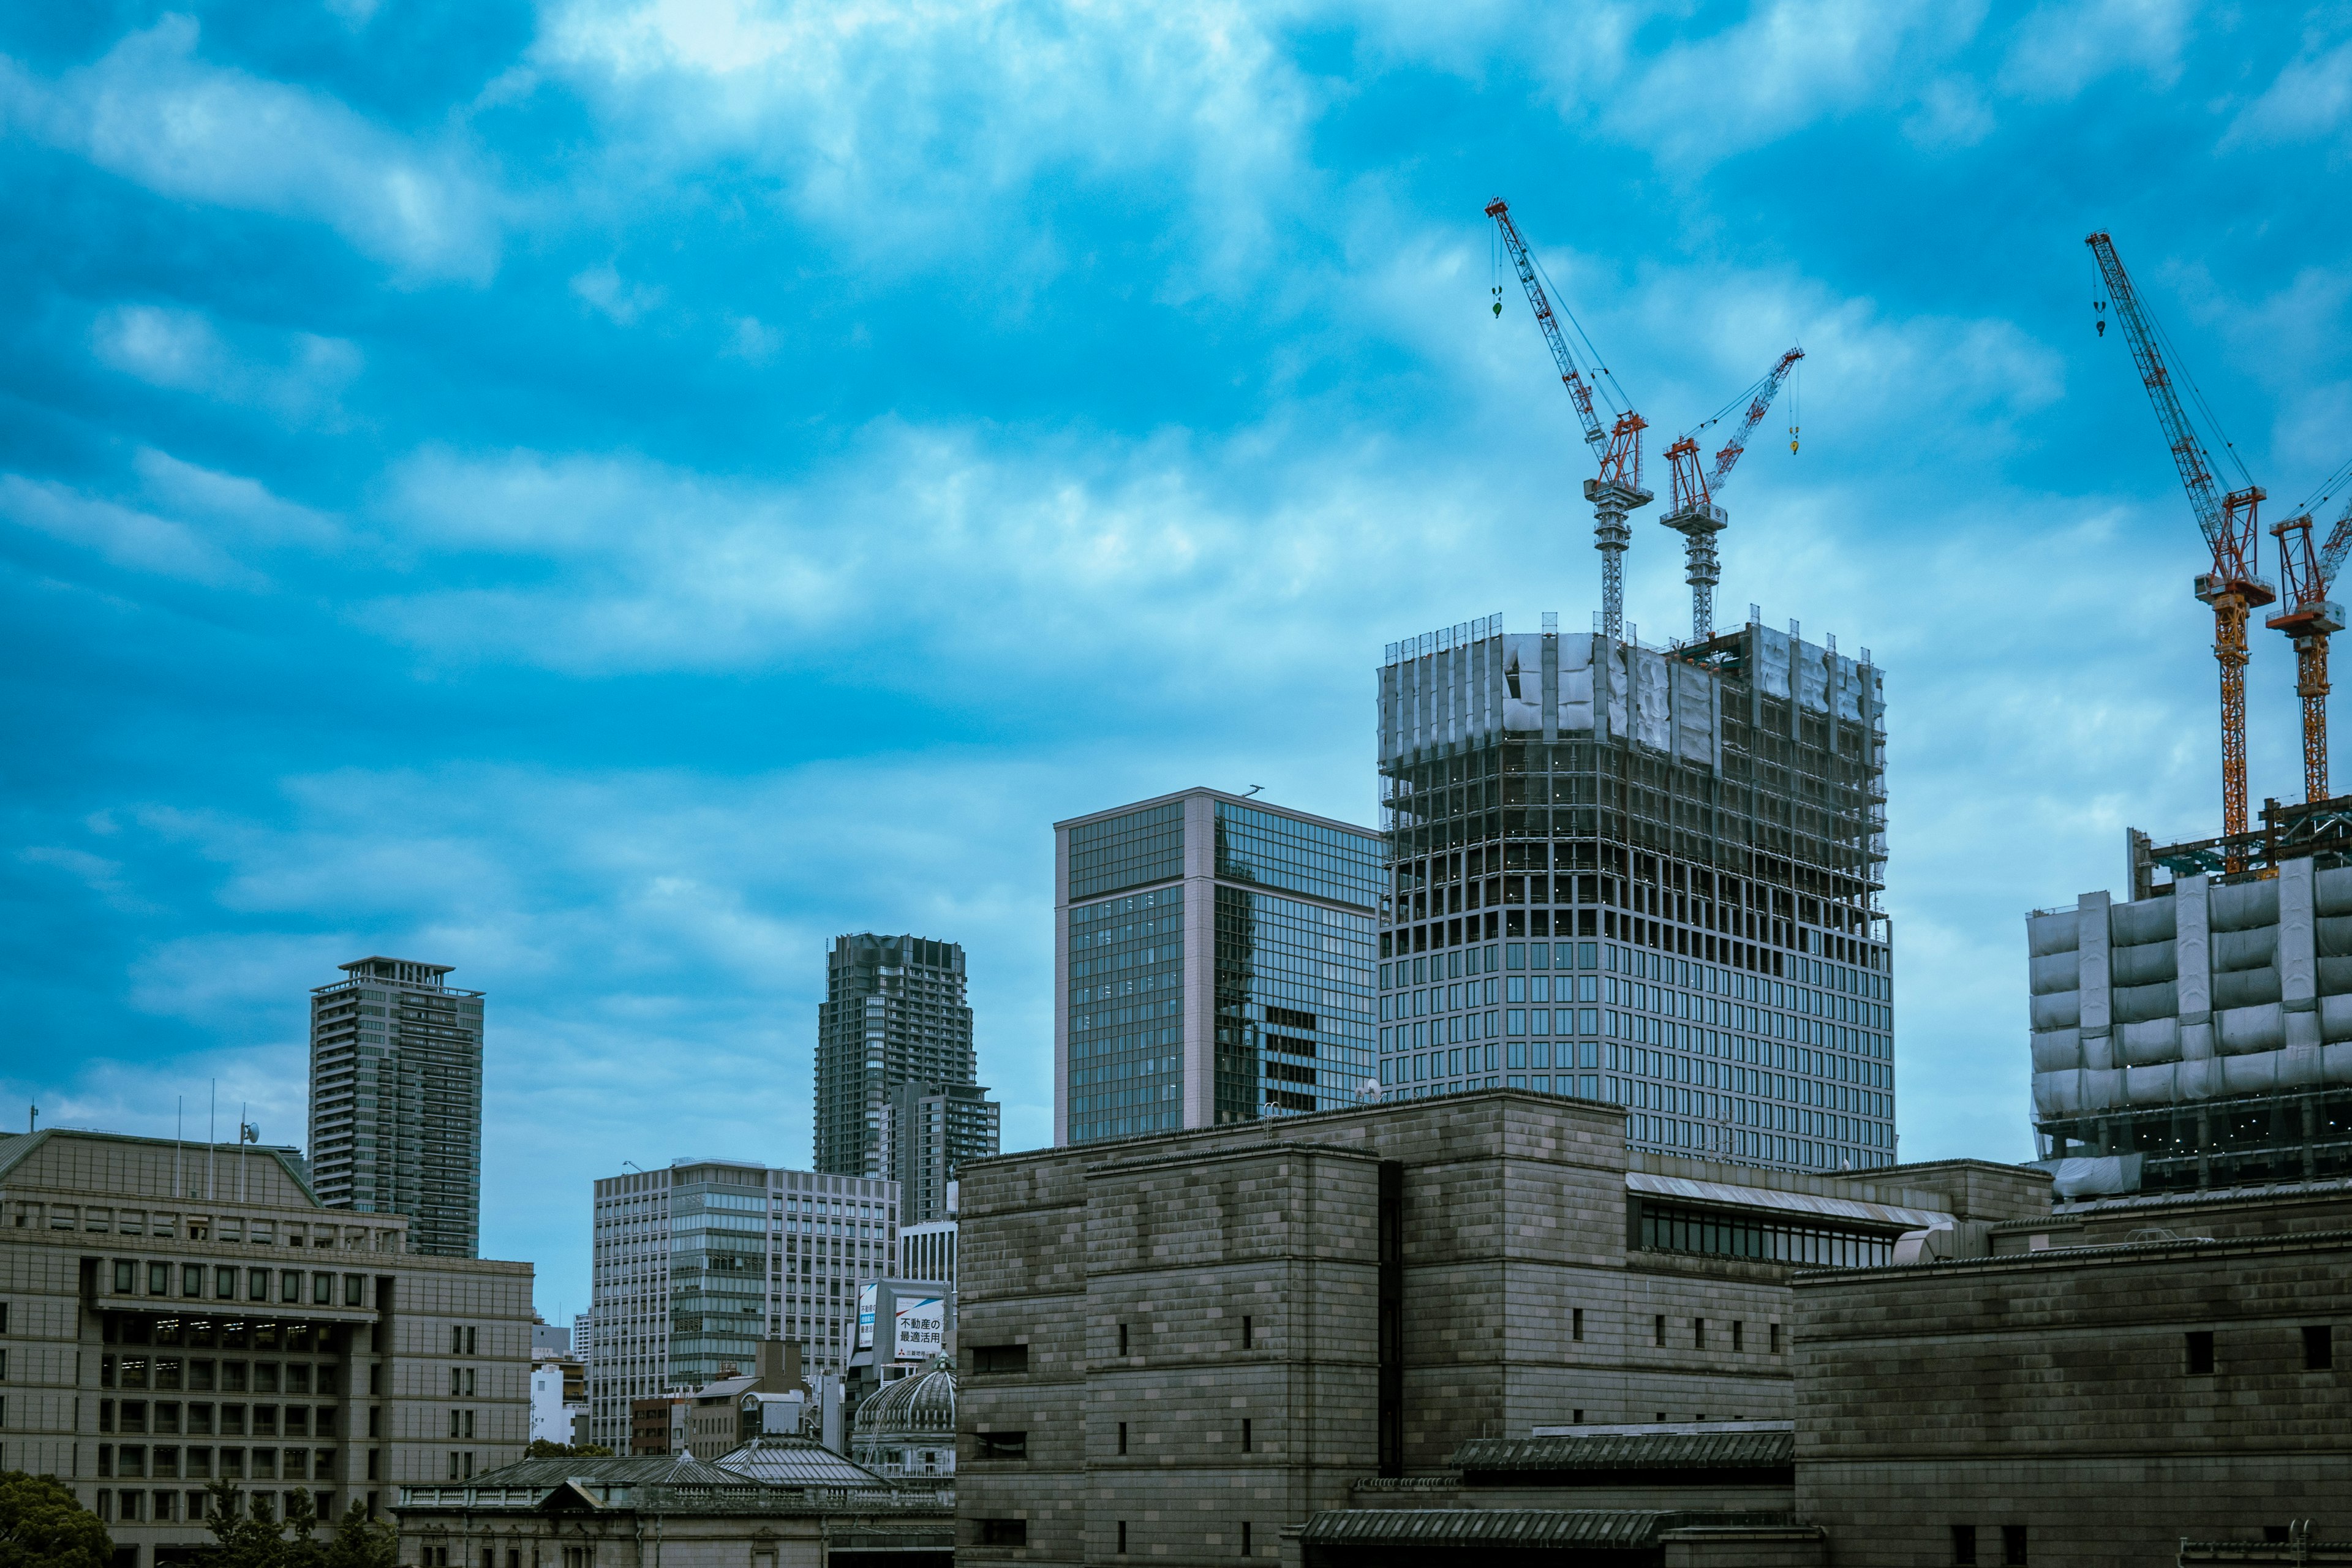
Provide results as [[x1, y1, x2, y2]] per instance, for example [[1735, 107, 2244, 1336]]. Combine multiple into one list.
[[2086, 230, 2274, 845], [2268, 491, 2352, 802], [1487, 197, 1649, 639], [1659, 347, 1804, 642]]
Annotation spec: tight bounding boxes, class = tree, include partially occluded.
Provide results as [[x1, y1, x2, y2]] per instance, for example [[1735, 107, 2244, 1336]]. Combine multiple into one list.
[[0, 1470, 111, 1568], [194, 1482, 393, 1568], [526, 1439, 613, 1458]]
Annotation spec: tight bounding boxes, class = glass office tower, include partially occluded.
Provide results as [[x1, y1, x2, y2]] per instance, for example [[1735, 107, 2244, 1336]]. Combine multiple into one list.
[[1054, 788, 1382, 1146], [1375, 614, 1896, 1173]]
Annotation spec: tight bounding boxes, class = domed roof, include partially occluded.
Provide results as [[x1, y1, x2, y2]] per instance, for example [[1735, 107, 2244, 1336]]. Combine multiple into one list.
[[852, 1359, 956, 1441]]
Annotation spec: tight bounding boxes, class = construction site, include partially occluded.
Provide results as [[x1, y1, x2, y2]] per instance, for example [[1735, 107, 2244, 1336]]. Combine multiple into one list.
[[1362, 202, 1888, 1174], [2026, 235, 2352, 1193]]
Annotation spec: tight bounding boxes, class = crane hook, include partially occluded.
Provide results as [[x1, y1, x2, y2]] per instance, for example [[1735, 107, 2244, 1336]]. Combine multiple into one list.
[[1789, 423, 1800, 454], [1491, 284, 1504, 319]]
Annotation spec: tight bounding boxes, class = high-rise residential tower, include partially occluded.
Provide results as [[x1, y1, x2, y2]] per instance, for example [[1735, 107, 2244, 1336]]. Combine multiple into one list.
[[814, 935, 976, 1178], [1054, 787, 1383, 1147], [1374, 614, 1894, 1173], [307, 956, 485, 1257], [880, 1079, 999, 1226], [583, 1158, 898, 1452]]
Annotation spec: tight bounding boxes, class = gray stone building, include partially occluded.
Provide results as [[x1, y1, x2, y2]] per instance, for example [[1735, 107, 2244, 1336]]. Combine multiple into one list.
[[0, 1125, 532, 1566], [1792, 1176, 2352, 1567], [307, 955, 485, 1257], [952, 1090, 2040, 1568], [1054, 788, 1384, 1146], [817, 934, 980, 1181]]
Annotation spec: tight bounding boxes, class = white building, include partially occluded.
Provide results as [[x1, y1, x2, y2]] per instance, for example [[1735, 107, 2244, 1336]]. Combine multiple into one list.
[[527, 1353, 584, 1446], [585, 1158, 897, 1453]]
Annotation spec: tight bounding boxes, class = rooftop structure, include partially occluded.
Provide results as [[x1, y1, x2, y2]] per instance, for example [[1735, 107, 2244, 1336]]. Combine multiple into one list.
[[307, 955, 484, 1257], [1054, 786, 1383, 1147], [1375, 614, 1892, 1173]]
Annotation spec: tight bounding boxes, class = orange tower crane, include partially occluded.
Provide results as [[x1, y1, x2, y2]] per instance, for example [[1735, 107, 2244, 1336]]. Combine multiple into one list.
[[2086, 231, 2274, 842], [2267, 495, 2352, 801], [1487, 197, 1648, 639], [1660, 347, 1804, 641]]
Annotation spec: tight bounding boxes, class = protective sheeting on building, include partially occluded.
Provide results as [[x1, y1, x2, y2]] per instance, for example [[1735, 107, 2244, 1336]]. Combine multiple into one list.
[[1376, 617, 1868, 771], [2028, 858, 2352, 1120]]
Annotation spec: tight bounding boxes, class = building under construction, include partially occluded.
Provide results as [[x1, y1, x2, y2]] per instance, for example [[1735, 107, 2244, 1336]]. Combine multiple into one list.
[[2029, 802, 2352, 1193], [1373, 611, 1894, 1172]]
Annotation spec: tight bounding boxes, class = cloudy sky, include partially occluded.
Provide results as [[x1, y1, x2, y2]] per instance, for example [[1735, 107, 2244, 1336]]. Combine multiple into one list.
[[7, 0, 2351, 1316]]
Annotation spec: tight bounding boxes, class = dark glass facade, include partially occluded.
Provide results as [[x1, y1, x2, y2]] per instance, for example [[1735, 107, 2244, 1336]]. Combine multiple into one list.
[[1375, 620, 1896, 1174], [1069, 800, 1185, 900], [1058, 790, 1382, 1147], [1066, 886, 1186, 1143]]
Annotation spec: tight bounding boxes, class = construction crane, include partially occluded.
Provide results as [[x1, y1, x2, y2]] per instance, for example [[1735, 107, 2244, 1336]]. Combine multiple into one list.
[[2267, 490, 2352, 801], [1487, 197, 1649, 639], [2086, 231, 2274, 845], [1659, 347, 1804, 641]]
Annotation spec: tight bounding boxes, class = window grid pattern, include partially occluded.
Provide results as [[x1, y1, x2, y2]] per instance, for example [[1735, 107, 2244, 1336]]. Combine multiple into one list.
[[1635, 1199, 1894, 1268], [1069, 803, 1185, 901], [1214, 801, 1382, 910], [1213, 888, 1376, 1125], [1068, 888, 1185, 1145]]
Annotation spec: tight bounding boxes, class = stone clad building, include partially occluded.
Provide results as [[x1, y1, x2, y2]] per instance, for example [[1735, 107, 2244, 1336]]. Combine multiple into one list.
[[1793, 1178, 2352, 1567], [0, 1126, 532, 1566], [952, 1091, 2041, 1568]]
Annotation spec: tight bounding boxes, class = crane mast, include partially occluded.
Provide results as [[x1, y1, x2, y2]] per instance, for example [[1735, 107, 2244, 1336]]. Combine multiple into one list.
[[2267, 497, 2352, 801], [2086, 231, 2274, 846], [1487, 197, 1649, 639], [1660, 347, 1804, 641]]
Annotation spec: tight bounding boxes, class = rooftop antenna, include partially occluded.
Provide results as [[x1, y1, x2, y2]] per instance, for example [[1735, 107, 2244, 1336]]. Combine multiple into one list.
[[1243, 785, 1264, 798]]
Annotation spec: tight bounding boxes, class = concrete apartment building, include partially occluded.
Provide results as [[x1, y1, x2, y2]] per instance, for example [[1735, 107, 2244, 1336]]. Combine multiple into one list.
[[953, 1091, 2039, 1568], [886, 1080, 1000, 1226], [1054, 788, 1384, 1146], [307, 955, 485, 1257], [816, 933, 987, 1180], [0, 1126, 531, 1566], [1375, 614, 1893, 1173], [585, 1158, 899, 1450]]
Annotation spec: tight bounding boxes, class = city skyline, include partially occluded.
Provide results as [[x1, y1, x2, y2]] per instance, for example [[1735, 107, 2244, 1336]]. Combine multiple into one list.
[[13, 3, 2352, 1324]]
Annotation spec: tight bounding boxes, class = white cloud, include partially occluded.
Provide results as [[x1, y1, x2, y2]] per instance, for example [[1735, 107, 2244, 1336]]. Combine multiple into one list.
[[2227, 34, 2352, 147], [570, 262, 666, 324], [91, 303, 364, 424], [536, 0, 1314, 281], [0, 473, 264, 587], [1997, 0, 2192, 102], [1, 15, 499, 282], [0, 450, 339, 587], [1604, 0, 1985, 168]]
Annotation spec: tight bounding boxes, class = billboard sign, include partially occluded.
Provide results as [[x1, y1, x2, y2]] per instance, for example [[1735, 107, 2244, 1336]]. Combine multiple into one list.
[[892, 1294, 946, 1361], [856, 1283, 877, 1352]]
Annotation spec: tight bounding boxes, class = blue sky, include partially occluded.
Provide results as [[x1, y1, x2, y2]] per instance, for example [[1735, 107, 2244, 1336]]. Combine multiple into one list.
[[7, 0, 2352, 1317]]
